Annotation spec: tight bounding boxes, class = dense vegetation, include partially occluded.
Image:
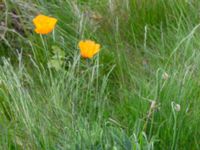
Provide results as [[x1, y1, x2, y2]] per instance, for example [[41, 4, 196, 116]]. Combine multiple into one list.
[[0, 0, 200, 149]]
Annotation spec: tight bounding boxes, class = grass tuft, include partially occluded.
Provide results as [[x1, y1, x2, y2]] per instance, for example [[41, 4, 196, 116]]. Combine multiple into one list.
[[1, 0, 200, 149]]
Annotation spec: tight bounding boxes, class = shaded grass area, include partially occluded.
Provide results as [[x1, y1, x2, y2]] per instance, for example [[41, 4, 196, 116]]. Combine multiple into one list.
[[0, 0, 200, 149]]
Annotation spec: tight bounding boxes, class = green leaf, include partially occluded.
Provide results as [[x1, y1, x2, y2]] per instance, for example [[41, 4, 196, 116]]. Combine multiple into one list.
[[52, 45, 65, 58], [48, 59, 63, 71]]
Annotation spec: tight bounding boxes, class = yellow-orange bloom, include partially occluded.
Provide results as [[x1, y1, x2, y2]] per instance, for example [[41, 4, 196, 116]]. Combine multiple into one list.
[[33, 14, 57, 34], [79, 40, 101, 59]]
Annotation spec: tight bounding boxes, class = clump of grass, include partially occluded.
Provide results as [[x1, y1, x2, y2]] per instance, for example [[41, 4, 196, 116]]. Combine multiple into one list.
[[1, 0, 200, 149]]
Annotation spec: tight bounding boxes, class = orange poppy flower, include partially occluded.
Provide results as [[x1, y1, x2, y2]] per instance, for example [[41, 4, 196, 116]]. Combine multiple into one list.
[[33, 14, 57, 34], [79, 40, 101, 59]]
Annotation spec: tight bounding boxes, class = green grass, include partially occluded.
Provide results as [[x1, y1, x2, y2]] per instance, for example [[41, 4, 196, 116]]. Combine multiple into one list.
[[1, 0, 200, 149]]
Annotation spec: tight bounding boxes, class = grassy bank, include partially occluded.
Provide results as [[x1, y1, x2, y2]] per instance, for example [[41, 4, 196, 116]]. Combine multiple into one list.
[[0, 0, 200, 149]]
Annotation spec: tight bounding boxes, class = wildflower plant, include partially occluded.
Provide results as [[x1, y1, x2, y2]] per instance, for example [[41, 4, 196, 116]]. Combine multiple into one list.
[[79, 40, 101, 59], [33, 14, 57, 34]]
